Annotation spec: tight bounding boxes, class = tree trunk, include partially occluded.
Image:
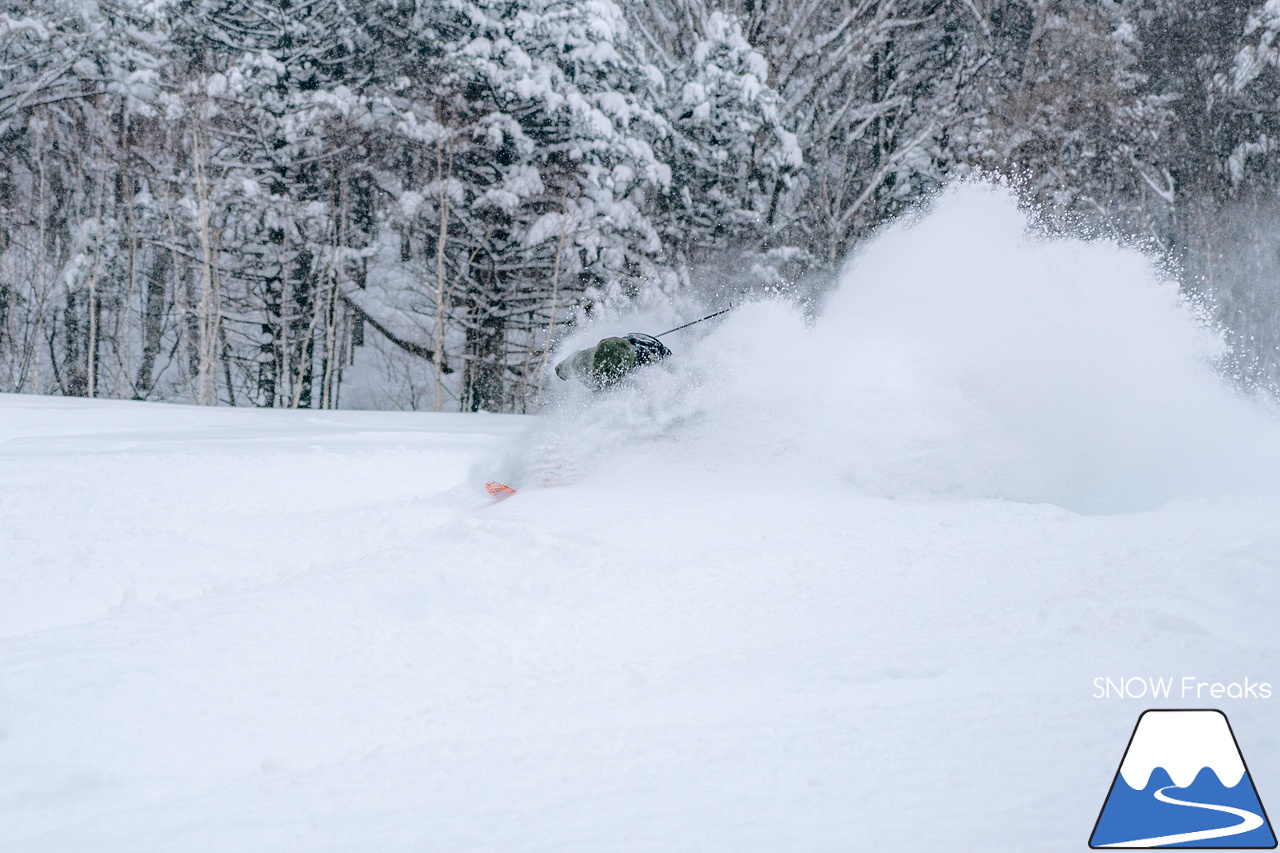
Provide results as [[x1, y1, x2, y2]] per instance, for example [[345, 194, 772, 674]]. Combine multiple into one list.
[[134, 247, 170, 398], [462, 292, 505, 412], [289, 248, 316, 408]]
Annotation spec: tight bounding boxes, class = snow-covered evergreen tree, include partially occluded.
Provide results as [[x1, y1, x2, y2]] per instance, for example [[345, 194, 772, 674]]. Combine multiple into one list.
[[367, 0, 669, 411], [166, 0, 374, 407], [632, 0, 973, 269], [650, 10, 799, 281]]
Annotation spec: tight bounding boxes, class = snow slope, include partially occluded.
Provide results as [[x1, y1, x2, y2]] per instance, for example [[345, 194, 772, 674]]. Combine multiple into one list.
[[4, 185, 1280, 851]]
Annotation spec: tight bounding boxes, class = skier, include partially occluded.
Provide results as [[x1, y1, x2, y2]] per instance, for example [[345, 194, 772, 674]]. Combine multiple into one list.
[[554, 333, 671, 390]]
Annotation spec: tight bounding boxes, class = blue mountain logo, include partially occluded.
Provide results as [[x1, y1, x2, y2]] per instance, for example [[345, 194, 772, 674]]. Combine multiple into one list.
[[1091, 709, 1276, 848]]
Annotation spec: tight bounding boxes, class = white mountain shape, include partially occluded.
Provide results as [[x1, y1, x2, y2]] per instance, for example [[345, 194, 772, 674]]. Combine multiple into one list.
[[1119, 710, 1247, 790]]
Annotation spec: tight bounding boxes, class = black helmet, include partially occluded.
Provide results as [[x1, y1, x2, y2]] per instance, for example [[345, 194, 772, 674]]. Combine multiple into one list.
[[624, 333, 672, 365]]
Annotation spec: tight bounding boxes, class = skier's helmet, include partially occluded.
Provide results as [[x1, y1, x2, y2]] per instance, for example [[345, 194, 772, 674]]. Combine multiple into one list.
[[623, 333, 672, 365]]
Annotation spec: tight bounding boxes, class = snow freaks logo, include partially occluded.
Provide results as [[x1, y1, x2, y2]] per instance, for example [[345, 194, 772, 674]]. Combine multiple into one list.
[[1089, 710, 1277, 848]]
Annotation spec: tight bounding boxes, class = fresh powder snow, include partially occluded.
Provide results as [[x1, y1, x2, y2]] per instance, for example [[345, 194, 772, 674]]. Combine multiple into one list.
[[3, 185, 1280, 851]]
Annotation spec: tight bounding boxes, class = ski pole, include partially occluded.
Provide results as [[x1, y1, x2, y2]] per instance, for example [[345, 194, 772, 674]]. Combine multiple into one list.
[[653, 305, 736, 338]]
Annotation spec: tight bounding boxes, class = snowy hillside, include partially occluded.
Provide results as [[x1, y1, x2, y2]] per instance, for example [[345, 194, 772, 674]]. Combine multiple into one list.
[[4, 187, 1280, 851]]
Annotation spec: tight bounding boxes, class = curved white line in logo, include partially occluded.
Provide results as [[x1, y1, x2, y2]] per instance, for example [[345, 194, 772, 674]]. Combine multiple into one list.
[[1099, 785, 1265, 848]]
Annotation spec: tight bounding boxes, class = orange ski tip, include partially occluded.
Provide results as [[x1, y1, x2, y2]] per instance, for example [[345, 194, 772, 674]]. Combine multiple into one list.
[[485, 481, 517, 501]]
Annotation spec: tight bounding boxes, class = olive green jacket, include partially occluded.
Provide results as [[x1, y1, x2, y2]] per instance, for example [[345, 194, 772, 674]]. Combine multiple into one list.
[[554, 337, 639, 390]]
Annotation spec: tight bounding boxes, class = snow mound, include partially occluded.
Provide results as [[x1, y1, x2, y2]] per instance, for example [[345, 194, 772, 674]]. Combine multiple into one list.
[[536, 183, 1280, 512]]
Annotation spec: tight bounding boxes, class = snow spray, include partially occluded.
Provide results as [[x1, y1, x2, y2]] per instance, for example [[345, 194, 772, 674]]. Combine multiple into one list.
[[527, 182, 1280, 513]]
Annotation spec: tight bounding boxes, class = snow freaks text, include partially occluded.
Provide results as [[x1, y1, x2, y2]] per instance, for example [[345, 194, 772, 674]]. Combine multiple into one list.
[[1093, 677, 1273, 700]]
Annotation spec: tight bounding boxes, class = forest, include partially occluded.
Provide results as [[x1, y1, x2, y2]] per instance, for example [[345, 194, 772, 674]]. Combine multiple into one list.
[[2, 0, 1280, 411]]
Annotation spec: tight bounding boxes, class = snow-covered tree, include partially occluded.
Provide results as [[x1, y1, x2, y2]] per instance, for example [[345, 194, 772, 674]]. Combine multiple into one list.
[[1178, 0, 1280, 390], [165, 0, 375, 407], [632, 0, 975, 269], [650, 10, 799, 279], [369, 0, 670, 411], [969, 2, 1176, 243], [0, 0, 168, 398]]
